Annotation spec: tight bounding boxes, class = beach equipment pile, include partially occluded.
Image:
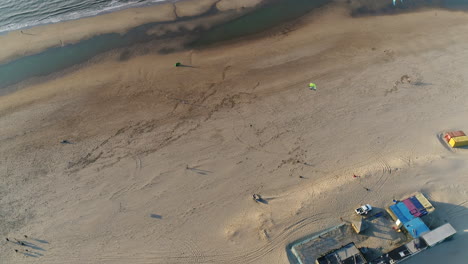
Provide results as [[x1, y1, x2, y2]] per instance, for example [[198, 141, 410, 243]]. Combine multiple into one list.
[[444, 130, 468, 148]]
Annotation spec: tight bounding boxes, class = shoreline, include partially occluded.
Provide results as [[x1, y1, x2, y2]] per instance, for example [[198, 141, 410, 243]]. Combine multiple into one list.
[[0, 0, 180, 36], [0, 0, 265, 65], [2, 0, 468, 66], [0, 0, 333, 92]]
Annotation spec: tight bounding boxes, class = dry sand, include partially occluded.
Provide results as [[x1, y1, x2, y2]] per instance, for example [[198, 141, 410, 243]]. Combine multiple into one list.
[[0, 5, 467, 264]]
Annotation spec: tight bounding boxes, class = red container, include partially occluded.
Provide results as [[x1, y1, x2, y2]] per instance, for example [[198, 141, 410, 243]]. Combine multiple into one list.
[[444, 131, 466, 142]]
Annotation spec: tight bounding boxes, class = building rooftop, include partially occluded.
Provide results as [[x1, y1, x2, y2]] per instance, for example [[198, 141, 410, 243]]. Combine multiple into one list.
[[421, 223, 456, 247], [402, 197, 427, 217], [388, 193, 435, 226], [413, 192, 434, 213], [316, 242, 367, 264], [403, 217, 430, 238], [352, 218, 368, 234], [368, 237, 428, 264], [389, 202, 416, 223]]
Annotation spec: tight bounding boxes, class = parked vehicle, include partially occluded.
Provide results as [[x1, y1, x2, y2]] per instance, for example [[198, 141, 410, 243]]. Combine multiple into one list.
[[355, 204, 373, 215]]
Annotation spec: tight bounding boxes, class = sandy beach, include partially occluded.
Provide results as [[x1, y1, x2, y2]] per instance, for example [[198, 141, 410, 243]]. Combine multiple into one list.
[[0, 1, 467, 263]]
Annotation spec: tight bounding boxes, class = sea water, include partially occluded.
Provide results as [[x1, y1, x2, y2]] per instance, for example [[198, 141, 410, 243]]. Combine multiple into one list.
[[0, 0, 170, 34]]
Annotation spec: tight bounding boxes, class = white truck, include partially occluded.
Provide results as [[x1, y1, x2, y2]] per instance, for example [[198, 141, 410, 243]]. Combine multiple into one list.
[[355, 204, 373, 215]]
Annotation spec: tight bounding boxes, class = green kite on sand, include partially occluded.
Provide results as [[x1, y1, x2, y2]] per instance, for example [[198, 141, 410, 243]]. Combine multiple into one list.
[[309, 83, 317, 90]]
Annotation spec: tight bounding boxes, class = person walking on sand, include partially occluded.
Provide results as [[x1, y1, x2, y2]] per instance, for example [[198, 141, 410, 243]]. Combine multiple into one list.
[[14, 238, 25, 246]]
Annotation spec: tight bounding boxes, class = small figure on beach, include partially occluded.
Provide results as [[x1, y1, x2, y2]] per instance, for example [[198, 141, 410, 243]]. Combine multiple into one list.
[[24, 235, 28, 238], [6, 238, 9, 242], [175, 62, 182, 67], [60, 140, 71, 144], [252, 194, 262, 202], [14, 238, 25, 246], [353, 174, 360, 178], [14, 249, 18, 253]]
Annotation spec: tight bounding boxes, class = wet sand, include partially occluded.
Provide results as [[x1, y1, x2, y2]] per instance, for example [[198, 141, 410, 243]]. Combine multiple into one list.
[[0, 0, 265, 64], [0, 2, 467, 264]]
